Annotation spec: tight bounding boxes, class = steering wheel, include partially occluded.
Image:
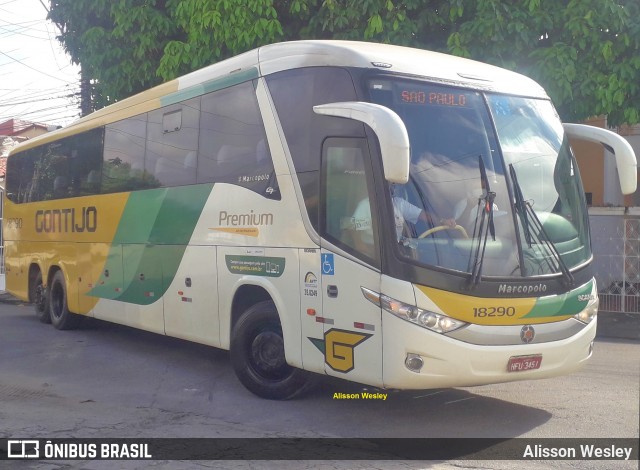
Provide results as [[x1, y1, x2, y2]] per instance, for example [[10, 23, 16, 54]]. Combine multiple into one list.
[[418, 224, 469, 239]]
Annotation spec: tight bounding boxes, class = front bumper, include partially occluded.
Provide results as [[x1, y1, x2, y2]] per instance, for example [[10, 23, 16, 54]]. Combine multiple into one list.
[[382, 313, 596, 390]]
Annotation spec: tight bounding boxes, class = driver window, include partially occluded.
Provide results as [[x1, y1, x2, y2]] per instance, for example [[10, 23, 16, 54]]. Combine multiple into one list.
[[321, 138, 378, 264]]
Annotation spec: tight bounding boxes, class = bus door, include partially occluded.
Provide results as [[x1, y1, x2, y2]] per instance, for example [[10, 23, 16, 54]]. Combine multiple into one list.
[[318, 138, 384, 388]]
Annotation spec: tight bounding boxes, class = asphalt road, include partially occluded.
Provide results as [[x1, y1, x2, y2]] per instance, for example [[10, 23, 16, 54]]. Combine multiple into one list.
[[0, 301, 638, 469]]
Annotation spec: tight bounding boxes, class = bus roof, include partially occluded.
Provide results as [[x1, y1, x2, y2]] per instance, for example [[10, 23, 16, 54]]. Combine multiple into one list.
[[258, 41, 547, 97], [10, 40, 548, 154]]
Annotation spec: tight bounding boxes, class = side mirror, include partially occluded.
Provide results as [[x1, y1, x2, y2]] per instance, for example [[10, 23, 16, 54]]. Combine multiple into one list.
[[313, 101, 410, 184], [563, 123, 637, 195]]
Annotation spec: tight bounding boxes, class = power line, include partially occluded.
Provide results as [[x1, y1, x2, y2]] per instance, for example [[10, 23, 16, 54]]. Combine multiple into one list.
[[0, 0, 82, 127], [0, 49, 76, 84], [1, 105, 80, 121], [0, 86, 80, 108], [0, 19, 51, 38], [0, 93, 77, 107], [0, 87, 79, 105]]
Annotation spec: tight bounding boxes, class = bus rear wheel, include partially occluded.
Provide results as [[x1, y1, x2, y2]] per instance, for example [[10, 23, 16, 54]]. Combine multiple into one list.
[[33, 271, 51, 324], [230, 301, 310, 400], [49, 271, 83, 330]]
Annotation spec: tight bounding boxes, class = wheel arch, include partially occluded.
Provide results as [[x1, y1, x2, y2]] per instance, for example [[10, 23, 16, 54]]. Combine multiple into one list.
[[47, 264, 64, 291], [27, 262, 42, 302], [224, 279, 303, 369]]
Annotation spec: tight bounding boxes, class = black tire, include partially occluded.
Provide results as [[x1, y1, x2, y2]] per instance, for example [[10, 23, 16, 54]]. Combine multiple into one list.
[[230, 300, 311, 400], [49, 270, 83, 330], [33, 271, 51, 324]]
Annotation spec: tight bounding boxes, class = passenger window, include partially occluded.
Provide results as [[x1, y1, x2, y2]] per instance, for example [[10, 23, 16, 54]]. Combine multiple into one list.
[[104, 114, 158, 193], [37, 140, 72, 200], [322, 138, 378, 263], [70, 128, 104, 197], [7, 150, 36, 203], [147, 97, 200, 186], [198, 80, 277, 198]]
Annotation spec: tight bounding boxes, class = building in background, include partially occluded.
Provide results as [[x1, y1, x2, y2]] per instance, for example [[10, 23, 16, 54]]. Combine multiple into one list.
[[0, 119, 53, 181], [570, 118, 640, 207], [0, 118, 51, 140], [0, 119, 54, 184], [570, 118, 640, 315]]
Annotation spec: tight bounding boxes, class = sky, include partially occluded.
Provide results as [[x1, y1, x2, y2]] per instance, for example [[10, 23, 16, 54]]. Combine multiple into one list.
[[0, 0, 81, 128]]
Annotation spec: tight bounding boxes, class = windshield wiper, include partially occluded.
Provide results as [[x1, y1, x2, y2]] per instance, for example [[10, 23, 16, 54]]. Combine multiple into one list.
[[467, 157, 496, 288], [509, 164, 532, 246], [509, 164, 574, 286]]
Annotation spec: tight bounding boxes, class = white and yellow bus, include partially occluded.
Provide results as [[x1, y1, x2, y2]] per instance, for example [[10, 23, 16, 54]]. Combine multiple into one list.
[[4, 41, 636, 399]]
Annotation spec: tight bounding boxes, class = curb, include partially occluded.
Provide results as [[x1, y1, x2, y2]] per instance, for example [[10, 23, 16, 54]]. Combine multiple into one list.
[[596, 311, 640, 341], [0, 292, 23, 305]]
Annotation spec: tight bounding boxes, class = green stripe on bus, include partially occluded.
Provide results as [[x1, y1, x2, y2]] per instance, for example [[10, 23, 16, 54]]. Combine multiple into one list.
[[522, 280, 593, 318], [161, 67, 259, 107], [89, 184, 214, 304]]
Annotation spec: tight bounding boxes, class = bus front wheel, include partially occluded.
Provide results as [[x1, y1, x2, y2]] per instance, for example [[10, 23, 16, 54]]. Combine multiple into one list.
[[49, 271, 83, 330], [33, 271, 51, 324], [230, 301, 310, 400]]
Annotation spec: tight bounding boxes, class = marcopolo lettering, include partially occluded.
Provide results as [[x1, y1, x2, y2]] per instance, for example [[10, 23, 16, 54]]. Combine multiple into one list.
[[35, 206, 97, 233], [219, 210, 273, 226], [498, 283, 548, 295]]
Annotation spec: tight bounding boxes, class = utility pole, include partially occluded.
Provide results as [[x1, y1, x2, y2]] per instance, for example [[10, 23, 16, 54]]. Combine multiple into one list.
[[80, 68, 92, 117]]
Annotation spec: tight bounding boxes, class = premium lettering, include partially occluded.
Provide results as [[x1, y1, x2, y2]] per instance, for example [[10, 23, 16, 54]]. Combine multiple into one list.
[[219, 210, 273, 226], [35, 207, 97, 233]]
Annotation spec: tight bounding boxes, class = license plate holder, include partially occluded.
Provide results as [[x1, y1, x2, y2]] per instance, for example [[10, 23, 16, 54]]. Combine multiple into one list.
[[507, 354, 542, 372]]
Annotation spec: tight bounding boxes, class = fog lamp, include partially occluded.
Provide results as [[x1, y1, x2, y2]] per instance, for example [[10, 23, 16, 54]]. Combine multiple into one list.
[[405, 353, 424, 372]]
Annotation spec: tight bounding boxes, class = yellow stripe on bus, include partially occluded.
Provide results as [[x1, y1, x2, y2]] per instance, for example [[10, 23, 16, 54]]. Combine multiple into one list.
[[8, 80, 179, 154], [3, 193, 131, 313], [415, 285, 570, 325]]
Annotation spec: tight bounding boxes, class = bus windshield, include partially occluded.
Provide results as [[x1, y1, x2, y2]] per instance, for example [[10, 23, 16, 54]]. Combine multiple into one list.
[[367, 78, 591, 278]]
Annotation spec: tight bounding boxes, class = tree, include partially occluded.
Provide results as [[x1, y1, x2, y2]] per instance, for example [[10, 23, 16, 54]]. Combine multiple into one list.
[[48, 0, 177, 110], [446, 0, 640, 126], [49, 0, 640, 125]]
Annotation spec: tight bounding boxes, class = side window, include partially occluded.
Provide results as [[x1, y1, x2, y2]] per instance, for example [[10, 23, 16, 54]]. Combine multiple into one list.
[[37, 139, 72, 200], [4, 153, 21, 202], [6, 150, 35, 203], [198, 80, 276, 198], [147, 97, 200, 187], [7, 129, 104, 202], [322, 138, 378, 264], [104, 114, 158, 193], [266, 67, 364, 230], [70, 128, 104, 197]]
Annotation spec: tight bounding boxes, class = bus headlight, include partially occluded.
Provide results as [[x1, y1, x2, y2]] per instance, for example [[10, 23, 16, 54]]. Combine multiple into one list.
[[574, 297, 598, 324], [379, 294, 466, 334]]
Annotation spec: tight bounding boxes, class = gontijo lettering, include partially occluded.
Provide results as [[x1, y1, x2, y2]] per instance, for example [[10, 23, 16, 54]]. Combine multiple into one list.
[[35, 207, 97, 233]]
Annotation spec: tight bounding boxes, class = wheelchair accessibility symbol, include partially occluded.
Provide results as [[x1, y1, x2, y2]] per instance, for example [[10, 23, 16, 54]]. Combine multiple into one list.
[[321, 253, 335, 275]]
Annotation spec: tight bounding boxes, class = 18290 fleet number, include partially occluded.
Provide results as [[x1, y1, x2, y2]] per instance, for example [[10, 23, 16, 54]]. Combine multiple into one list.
[[473, 306, 516, 317]]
